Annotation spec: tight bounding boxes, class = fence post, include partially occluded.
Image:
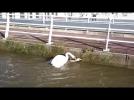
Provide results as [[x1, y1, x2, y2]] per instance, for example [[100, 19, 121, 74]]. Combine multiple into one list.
[[66, 13, 68, 22], [4, 13, 10, 40], [88, 17, 89, 23], [43, 13, 45, 24], [87, 17, 90, 33], [112, 18, 114, 24], [103, 17, 111, 52], [47, 14, 53, 45]]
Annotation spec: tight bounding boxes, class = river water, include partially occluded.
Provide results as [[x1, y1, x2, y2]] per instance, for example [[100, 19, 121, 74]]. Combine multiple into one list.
[[0, 50, 134, 87]]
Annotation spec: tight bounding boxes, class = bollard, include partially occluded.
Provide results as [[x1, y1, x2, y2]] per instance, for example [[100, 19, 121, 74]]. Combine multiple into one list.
[[4, 13, 10, 40], [47, 14, 53, 45], [103, 18, 111, 52]]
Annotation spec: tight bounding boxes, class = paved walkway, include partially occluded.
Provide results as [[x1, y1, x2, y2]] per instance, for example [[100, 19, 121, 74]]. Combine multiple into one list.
[[0, 27, 134, 55]]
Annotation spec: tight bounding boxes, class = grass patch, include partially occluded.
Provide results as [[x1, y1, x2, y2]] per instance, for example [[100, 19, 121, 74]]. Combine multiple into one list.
[[80, 48, 128, 67], [0, 40, 65, 60]]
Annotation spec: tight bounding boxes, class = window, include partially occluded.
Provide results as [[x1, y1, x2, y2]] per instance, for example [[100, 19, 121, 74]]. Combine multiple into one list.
[[30, 13, 33, 18], [36, 13, 39, 18], [67, 13, 72, 17], [0, 13, 2, 18], [123, 13, 127, 16], [20, 13, 25, 18], [47, 13, 49, 15], [9, 13, 15, 19], [9, 13, 12, 18], [92, 13, 97, 21], [80, 13, 84, 17]]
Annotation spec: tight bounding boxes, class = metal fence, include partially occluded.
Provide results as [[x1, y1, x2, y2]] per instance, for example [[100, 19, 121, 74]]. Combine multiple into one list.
[[0, 13, 134, 52]]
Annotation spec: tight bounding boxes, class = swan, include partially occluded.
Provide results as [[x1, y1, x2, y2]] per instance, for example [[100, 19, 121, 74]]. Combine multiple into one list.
[[51, 52, 77, 68]]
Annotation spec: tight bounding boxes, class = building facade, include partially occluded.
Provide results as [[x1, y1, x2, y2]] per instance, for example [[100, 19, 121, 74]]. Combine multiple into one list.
[[0, 12, 134, 19]]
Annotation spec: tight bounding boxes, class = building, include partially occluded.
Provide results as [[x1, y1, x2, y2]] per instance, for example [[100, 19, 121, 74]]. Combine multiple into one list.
[[0, 12, 134, 19]]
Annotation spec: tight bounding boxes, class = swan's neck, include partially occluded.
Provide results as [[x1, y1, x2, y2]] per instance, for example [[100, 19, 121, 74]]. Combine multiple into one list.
[[65, 53, 69, 60], [65, 52, 75, 59]]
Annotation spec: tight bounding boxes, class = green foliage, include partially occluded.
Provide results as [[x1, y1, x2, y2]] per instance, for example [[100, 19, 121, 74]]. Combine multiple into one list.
[[0, 40, 64, 60], [81, 48, 114, 65]]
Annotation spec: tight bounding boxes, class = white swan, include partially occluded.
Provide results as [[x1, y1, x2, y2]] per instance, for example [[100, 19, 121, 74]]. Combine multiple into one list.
[[51, 52, 76, 68]]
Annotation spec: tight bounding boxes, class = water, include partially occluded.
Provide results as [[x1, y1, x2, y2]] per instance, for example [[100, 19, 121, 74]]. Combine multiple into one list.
[[0, 50, 134, 87]]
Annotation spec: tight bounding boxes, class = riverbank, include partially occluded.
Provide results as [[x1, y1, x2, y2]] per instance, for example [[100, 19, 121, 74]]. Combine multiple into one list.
[[0, 39, 134, 69], [0, 39, 65, 60]]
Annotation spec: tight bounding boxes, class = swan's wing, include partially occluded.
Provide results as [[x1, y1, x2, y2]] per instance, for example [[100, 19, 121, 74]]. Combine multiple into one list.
[[52, 55, 66, 61], [51, 55, 68, 67]]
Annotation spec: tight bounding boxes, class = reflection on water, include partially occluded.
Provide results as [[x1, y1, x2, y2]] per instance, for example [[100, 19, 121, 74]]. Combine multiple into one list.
[[0, 50, 134, 87]]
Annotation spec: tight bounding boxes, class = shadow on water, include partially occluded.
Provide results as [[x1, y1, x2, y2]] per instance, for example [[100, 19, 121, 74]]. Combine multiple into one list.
[[0, 50, 134, 87]]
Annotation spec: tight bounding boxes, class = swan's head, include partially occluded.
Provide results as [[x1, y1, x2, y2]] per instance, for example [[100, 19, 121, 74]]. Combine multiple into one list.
[[69, 58, 82, 62], [75, 58, 82, 61]]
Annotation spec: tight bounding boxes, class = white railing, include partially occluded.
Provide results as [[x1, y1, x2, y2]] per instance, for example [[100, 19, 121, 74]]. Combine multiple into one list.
[[1, 21, 134, 34], [2, 15, 134, 25], [0, 13, 134, 53]]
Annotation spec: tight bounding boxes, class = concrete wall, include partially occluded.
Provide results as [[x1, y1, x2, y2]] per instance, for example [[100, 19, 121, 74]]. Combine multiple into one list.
[[93, 51, 134, 69]]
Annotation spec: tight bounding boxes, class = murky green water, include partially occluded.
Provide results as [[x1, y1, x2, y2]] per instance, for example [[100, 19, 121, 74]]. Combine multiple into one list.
[[0, 50, 134, 87]]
